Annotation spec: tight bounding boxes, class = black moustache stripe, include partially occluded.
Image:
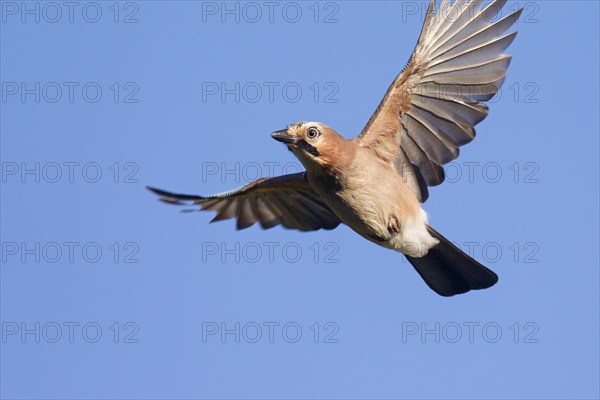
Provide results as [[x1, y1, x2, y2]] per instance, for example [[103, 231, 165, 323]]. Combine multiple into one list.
[[297, 140, 320, 157]]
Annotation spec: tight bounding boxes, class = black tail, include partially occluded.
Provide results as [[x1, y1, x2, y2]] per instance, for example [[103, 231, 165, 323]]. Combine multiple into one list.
[[406, 226, 498, 297]]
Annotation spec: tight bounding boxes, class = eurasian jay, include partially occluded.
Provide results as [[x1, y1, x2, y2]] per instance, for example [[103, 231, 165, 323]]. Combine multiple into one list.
[[149, 0, 523, 296]]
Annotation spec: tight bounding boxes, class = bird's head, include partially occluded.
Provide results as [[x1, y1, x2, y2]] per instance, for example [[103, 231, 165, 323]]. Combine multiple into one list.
[[271, 122, 350, 172]]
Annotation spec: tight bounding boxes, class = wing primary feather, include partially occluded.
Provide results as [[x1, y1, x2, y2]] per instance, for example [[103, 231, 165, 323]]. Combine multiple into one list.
[[432, 7, 523, 63], [425, 0, 476, 54], [422, 54, 512, 84], [430, 0, 514, 58], [427, 31, 517, 72]]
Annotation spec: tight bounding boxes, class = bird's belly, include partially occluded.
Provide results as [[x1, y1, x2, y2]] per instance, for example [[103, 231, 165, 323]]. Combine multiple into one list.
[[315, 185, 438, 257]]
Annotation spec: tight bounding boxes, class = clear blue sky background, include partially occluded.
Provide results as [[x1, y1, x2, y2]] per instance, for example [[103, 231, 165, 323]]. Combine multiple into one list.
[[1, 1, 599, 399]]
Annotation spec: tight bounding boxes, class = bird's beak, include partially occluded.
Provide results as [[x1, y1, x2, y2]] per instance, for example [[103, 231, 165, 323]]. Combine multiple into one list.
[[271, 130, 299, 145]]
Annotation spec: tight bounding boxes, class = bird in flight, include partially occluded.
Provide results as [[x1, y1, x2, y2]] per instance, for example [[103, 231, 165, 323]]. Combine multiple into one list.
[[148, 0, 523, 296]]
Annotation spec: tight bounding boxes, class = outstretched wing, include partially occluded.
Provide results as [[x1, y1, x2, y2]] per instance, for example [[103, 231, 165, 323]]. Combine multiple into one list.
[[147, 172, 341, 231], [357, 0, 522, 202]]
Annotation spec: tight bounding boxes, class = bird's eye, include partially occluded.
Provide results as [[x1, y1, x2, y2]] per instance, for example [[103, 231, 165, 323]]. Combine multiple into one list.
[[307, 128, 320, 139]]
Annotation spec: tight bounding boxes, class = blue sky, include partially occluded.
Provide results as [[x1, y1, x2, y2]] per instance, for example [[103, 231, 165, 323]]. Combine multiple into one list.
[[1, 1, 599, 399]]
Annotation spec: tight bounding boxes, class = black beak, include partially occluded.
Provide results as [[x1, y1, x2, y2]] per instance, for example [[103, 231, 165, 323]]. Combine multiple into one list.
[[271, 130, 298, 145]]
